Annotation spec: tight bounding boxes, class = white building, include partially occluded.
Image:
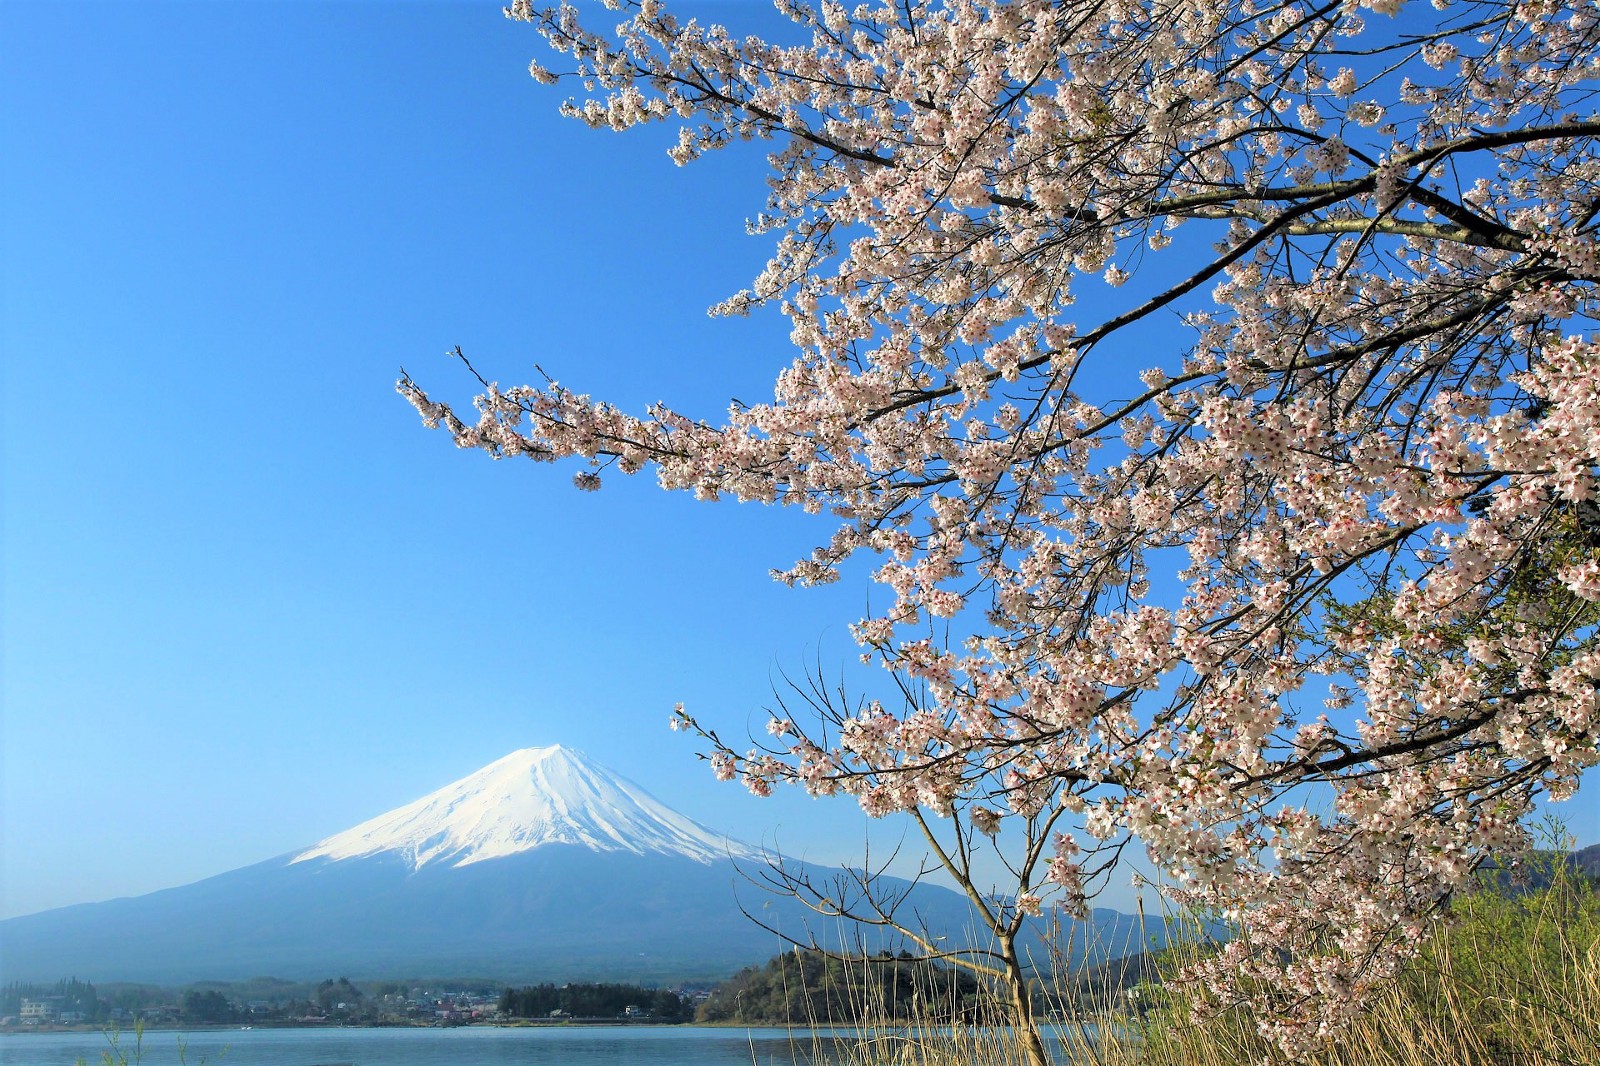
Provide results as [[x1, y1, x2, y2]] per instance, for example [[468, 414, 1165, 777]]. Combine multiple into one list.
[[20, 998, 61, 1024]]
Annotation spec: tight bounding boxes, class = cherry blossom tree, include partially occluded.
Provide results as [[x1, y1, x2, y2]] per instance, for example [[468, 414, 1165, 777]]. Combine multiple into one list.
[[401, 0, 1600, 1056]]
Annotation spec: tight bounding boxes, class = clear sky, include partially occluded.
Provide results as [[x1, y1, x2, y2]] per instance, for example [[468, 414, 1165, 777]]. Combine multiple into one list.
[[3, 0, 1595, 924], [2, 0, 898, 921]]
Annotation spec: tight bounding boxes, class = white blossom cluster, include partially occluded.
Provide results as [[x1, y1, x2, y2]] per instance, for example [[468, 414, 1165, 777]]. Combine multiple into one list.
[[404, 0, 1600, 1055]]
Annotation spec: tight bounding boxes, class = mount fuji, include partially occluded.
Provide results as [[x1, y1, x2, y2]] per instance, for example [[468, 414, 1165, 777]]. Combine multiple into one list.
[[2, 746, 1150, 984], [8, 746, 1114, 984], [290, 745, 761, 870]]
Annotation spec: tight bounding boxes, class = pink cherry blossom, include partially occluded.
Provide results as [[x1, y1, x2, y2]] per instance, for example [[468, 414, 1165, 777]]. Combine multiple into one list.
[[405, 0, 1600, 1058]]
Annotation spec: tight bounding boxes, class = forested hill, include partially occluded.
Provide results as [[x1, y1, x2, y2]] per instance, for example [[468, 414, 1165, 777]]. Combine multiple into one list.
[[498, 983, 691, 1022], [1474, 845, 1600, 894], [1, 979, 103, 1020], [695, 951, 998, 1025]]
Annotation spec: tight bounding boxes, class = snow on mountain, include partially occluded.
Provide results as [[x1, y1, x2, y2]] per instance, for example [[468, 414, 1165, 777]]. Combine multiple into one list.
[[0, 744, 1154, 984], [292, 744, 758, 869]]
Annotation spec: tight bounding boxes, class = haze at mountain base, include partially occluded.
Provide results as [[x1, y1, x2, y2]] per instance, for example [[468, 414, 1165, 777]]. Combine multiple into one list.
[[0, 746, 1148, 983]]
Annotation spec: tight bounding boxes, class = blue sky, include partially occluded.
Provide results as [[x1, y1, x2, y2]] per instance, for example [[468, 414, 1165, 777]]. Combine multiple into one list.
[[4, 0, 1595, 925], [2, 0, 898, 920]]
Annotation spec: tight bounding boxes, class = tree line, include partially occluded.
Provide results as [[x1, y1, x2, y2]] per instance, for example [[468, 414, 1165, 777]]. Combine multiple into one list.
[[695, 951, 997, 1026], [1, 978, 104, 1020], [497, 983, 692, 1021]]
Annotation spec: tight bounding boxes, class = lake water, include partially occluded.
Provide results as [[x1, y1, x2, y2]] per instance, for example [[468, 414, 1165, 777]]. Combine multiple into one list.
[[0, 1025, 1095, 1066], [0, 1026, 893, 1066]]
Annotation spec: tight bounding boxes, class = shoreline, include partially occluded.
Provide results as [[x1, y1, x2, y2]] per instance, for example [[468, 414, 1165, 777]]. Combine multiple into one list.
[[0, 1020, 817, 1036]]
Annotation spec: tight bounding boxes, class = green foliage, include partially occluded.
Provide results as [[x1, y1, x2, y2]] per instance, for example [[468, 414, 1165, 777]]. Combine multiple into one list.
[[696, 950, 997, 1025], [71, 1023, 226, 1066], [73, 1024, 148, 1066], [1400, 849, 1600, 1061], [2, 977, 107, 1021], [1042, 950, 1163, 1012], [497, 982, 691, 1021], [1323, 506, 1600, 668], [312, 977, 362, 1011], [826, 843, 1599, 1066], [1118, 845, 1600, 1066], [98, 985, 168, 1014], [178, 990, 232, 1024]]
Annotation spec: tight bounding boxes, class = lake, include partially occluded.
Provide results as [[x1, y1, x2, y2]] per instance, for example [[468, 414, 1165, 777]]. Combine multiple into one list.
[[0, 1024, 1095, 1066], [0, 1026, 894, 1066], [1, 1022, 1101, 1065]]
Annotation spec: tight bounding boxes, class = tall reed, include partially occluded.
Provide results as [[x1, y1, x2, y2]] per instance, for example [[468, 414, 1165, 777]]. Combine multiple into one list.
[[839, 849, 1599, 1066], [1119, 851, 1599, 1066]]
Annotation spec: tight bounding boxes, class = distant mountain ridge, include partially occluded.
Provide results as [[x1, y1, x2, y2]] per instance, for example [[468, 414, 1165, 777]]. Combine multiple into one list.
[[0, 746, 1153, 985]]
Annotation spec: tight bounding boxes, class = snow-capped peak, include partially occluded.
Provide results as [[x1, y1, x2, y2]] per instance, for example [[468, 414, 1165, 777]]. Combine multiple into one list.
[[291, 745, 758, 870]]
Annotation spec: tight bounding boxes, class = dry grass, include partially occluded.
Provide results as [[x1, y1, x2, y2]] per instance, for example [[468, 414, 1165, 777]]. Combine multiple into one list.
[[834, 853, 1600, 1066], [1117, 855, 1600, 1066]]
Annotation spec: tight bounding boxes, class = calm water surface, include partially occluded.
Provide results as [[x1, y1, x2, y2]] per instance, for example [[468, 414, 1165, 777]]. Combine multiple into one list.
[[0, 1026, 866, 1066], [1, 1023, 1094, 1066]]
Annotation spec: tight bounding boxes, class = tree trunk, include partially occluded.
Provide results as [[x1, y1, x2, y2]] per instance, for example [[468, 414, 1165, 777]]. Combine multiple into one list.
[[1000, 936, 1051, 1066]]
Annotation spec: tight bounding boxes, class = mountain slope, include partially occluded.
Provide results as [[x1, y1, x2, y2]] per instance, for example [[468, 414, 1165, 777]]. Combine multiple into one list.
[[0, 746, 1150, 984], [0, 846, 853, 983]]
